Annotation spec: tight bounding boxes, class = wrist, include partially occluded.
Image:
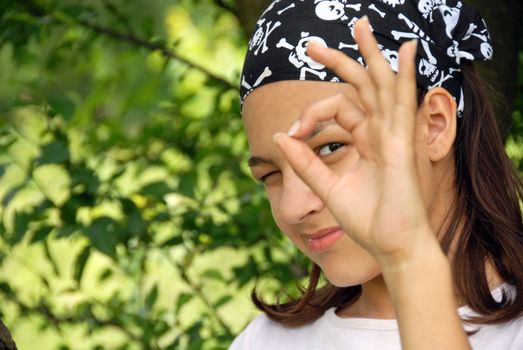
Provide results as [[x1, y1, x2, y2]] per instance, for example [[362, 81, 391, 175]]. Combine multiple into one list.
[[376, 226, 448, 277]]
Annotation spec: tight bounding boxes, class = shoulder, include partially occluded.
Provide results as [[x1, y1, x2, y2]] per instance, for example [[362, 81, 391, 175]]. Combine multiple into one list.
[[228, 312, 324, 350], [467, 313, 523, 350], [228, 314, 266, 350], [464, 284, 523, 349]]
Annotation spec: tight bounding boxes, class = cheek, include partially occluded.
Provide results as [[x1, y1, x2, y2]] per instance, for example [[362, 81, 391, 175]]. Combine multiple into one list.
[[414, 140, 434, 205], [265, 186, 281, 223], [328, 147, 360, 177], [265, 188, 316, 258], [317, 239, 382, 287]]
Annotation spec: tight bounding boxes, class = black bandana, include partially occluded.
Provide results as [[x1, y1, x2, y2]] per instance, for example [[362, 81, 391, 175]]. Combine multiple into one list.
[[240, 0, 493, 117]]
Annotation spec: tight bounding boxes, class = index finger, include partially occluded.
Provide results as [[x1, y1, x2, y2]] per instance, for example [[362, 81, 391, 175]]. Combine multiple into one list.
[[307, 41, 379, 114], [288, 92, 365, 139]]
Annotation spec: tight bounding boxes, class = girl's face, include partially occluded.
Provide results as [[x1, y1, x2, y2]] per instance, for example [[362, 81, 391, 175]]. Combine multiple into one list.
[[243, 80, 439, 287]]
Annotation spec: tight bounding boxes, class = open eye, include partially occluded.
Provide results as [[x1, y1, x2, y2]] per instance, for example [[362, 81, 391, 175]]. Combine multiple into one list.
[[317, 142, 345, 157]]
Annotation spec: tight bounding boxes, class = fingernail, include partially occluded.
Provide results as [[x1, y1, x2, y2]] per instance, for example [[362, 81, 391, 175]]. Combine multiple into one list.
[[358, 15, 369, 27], [288, 120, 301, 136], [356, 16, 370, 36]]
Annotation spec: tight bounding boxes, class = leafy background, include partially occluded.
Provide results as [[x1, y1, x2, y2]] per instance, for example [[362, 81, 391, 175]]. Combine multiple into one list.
[[0, 0, 521, 349]]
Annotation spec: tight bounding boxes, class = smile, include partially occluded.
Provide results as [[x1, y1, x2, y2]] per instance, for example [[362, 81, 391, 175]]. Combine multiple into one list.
[[304, 227, 344, 252]]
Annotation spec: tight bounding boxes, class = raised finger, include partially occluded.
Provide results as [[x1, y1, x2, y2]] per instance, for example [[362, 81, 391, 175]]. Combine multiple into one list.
[[353, 17, 396, 115], [392, 39, 418, 137], [289, 92, 366, 139], [273, 132, 341, 204], [307, 41, 379, 115]]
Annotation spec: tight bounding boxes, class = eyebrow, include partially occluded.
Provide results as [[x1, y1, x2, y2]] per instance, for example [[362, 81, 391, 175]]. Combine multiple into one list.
[[305, 120, 337, 140]]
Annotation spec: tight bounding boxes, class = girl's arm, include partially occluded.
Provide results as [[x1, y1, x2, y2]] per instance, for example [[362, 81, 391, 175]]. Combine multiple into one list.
[[273, 17, 471, 350], [380, 234, 469, 349]]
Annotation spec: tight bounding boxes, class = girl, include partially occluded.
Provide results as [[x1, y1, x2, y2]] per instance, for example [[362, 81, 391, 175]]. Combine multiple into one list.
[[230, 1, 523, 349]]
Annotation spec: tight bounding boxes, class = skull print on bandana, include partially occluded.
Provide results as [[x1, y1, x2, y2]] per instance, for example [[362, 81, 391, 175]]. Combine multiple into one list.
[[314, 0, 362, 21], [240, 0, 494, 118], [379, 0, 405, 8], [276, 33, 329, 80]]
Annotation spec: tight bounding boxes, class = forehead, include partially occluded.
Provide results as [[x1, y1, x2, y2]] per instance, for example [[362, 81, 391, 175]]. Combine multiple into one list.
[[242, 80, 355, 154]]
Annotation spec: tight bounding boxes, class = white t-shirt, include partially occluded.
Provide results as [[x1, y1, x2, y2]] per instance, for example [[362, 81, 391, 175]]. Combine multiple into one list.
[[229, 285, 523, 350]]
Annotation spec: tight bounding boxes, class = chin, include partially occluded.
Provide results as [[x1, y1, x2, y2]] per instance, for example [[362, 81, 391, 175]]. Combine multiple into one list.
[[316, 251, 382, 287]]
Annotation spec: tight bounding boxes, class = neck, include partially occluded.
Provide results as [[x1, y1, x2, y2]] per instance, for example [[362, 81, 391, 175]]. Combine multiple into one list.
[[337, 275, 396, 319]]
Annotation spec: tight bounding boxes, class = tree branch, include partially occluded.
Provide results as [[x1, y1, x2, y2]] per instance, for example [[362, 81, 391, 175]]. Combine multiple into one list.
[[214, 0, 240, 19], [19, 3, 238, 91], [74, 18, 237, 90]]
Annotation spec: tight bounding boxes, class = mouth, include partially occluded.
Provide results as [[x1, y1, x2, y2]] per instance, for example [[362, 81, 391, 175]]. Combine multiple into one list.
[[303, 227, 344, 252]]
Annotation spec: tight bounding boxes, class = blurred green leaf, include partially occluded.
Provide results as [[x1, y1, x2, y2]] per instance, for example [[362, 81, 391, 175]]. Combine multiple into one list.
[[213, 295, 232, 309], [140, 181, 172, 201], [145, 284, 159, 310], [30, 225, 53, 244], [2, 183, 25, 207], [36, 141, 70, 165], [84, 217, 119, 258], [74, 246, 91, 284], [175, 292, 194, 314], [11, 211, 30, 245], [48, 95, 75, 120], [0, 163, 7, 178], [202, 269, 225, 282], [179, 174, 196, 198]]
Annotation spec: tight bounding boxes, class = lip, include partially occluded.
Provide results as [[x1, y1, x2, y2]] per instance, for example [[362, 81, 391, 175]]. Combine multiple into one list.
[[303, 227, 344, 252]]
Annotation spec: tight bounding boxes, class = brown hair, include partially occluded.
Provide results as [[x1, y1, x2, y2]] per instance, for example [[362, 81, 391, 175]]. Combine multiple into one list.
[[251, 62, 523, 327]]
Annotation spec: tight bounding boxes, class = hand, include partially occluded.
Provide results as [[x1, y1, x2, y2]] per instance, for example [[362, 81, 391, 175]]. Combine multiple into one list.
[[273, 17, 436, 265]]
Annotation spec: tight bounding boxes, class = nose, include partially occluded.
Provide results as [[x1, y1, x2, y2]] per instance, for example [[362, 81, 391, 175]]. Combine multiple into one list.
[[278, 169, 325, 225]]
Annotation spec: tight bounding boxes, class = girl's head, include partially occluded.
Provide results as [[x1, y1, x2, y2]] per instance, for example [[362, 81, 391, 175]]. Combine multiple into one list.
[[243, 79, 460, 287], [241, 0, 523, 326]]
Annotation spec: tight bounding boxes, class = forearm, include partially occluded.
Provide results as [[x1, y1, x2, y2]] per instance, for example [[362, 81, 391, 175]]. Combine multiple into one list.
[[379, 232, 471, 350]]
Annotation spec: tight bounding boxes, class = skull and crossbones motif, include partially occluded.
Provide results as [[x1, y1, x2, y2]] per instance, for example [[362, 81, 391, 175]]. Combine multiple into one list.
[[314, 0, 362, 21], [460, 22, 493, 59], [480, 42, 493, 59], [417, 0, 462, 39], [276, 32, 329, 80], [446, 40, 475, 64], [241, 66, 273, 101], [439, 3, 462, 39], [418, 58, 460, 89], [382, 48, 399, 72], [249, 18, 282, 56], [378, 0, 405, 8], [418, 0, 446, 21]]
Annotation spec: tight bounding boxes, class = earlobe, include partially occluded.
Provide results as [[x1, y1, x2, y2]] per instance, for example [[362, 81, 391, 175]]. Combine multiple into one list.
[[422, 88, 457, 162]]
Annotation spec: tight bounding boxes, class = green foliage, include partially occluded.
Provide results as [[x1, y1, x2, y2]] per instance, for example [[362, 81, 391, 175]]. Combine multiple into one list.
[[0, 0, 306, 349], [0, 1, 522, 349]]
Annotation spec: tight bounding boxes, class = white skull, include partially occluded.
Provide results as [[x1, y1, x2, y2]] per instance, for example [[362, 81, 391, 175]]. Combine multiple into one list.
[[295, 35, 327, 70], [379, 0, 405, 8], [315, 1, 346, 21], [447, 41, 459, 58], [418, 0, 434, 14], [418, 58, 439, 82], [439, 6, 460, 38], [382, 49, 399, 72], [480, 42, 493, 59], [249, 27, 264, 50]]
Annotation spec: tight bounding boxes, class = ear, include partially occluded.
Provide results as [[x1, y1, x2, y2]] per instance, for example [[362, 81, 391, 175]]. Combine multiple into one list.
[[419, 87, 457, 162]]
